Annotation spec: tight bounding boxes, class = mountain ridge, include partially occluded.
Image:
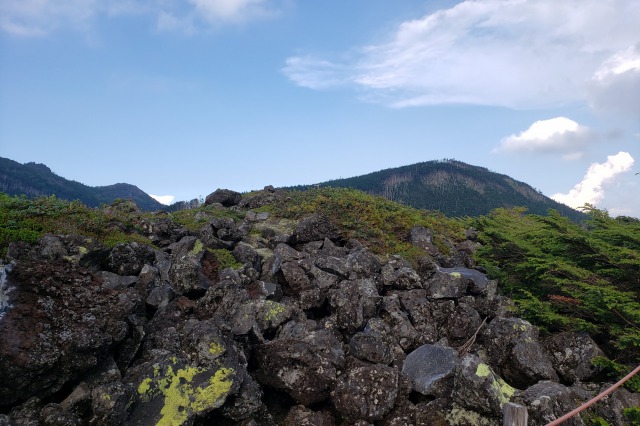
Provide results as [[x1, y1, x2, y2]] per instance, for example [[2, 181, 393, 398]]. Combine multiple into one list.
[[0, 156, 164, 211], [291, 159, 584, 220]]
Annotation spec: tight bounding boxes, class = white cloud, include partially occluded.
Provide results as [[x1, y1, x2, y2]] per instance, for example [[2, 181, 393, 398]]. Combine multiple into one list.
[[0, 0, 280, 36], [551, 152, 635, 209], [0, 0, 98, 36], [495, 117, 595, 159], [149, 194, 175, 205], [282, 56, 350, 90], [588, 44, 640, 119], [188, 0, 275, 23], [283, 0, 640, 111]]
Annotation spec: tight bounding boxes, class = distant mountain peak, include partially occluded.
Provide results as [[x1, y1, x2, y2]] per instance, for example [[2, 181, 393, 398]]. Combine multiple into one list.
[[0, 157, 164, 211], [292, 159, 584, 220]]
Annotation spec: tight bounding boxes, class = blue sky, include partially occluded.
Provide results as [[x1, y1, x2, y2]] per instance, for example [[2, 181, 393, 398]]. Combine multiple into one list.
[[1, 0, 639, 217]]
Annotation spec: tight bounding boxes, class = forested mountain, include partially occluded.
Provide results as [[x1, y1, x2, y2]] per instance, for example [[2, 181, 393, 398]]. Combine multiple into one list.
[[0, 157, 164, 211], [292, 159, 584, 220]]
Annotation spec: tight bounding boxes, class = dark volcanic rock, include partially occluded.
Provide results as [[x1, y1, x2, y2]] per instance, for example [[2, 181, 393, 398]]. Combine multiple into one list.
[[205, 188, 242, 207], [402, 344, 460, 396], [291, 214, 339, 244], [253, 328, 345, 405], [332, 361, 398, 422], [481, 317, 558, 388], [521, 381, 586, 425], [0, 256, 143, 408], [106, 242, 156, 276], [544, 331, 606, 383]]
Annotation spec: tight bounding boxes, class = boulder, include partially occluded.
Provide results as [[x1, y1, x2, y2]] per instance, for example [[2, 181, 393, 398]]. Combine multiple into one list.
[[168, 237, 219, 297], [253, 328, 345, 405], [284, 405, 335, 426], [349, 330, 394, 365], [453, 354, 517, 417], [521, 381, 585, 425], [328, 279, 380, 335], [544, 331, 606, 383], [402, 344, 460, 396], [291, 215, 339, 244], [106, 242, 156, 276], [481, 317, 558, 388], [0, 254, 143, 408], [425, 270, 468, 299], [205, 188, 242, 207], [331, 361, 399, 422]]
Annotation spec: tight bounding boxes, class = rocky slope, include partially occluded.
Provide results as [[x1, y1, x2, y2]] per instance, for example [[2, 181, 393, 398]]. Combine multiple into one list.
[[0, 188, 637, 425]]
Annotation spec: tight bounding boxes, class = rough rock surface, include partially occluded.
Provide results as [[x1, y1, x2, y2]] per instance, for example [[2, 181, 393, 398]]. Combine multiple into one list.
[[0, 197, 636, 425]]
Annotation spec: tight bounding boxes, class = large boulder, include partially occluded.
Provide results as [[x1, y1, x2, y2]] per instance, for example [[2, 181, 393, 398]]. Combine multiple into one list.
[[0, 251, 143, 408], [168, 237, 219, 297], [544, 332, 606, 383], [481, 317, 558, 388], [332, 361, 399, 422], [204, 188, 242, 207], [253, 327, 345, 405], [402, 344, 460, 396], [520, 381, 585, 425], [453, 354, 517, 417], [291, 215, 340, 245]]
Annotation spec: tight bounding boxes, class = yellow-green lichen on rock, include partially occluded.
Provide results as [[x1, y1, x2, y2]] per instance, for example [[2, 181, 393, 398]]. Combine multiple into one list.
[[136, 360, 235, 426], [189, 239, 204, 256], [474, 363, 515, 407], [446, 405, 494, 426], [449, 272, 462, 278], [209, 341, 226, 357], [264, 300, 288, 322]]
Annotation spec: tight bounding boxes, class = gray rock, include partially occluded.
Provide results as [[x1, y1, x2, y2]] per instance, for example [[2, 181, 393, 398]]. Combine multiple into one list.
[[453, 354, 517, 417], [233, 242, 262, 273], [291, 215, 339, 244], [544, 332, 606, 383], [402, 344, 460, 396], [284, 405, 335, 426], [106, 242, 155, 276], [332, 362, 398, 422], [97, 271, 137, 290], [481, 317, 558, 388], [425, 270, 467, 299], [329, 279, 380, 335], [438, 267, 490, 294], [205, 188, 242, 207], [349, 331, 394, 365], [346, 248, 382, 279], [521, 381, 585, 426], [253, 329, 345, 405], [408, 226, 433, 249], [145, 282, 175, 309]]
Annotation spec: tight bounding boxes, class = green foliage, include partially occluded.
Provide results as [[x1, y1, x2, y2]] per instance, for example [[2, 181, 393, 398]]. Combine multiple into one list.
[[471, 206, 640, 364], [0, 193, 153, 255], [170, 204, 244, 231], [624, 408, 640, 425], [592, 357, 640, 393], [261, 187, 466, 263], [209, 248, 242, 270]]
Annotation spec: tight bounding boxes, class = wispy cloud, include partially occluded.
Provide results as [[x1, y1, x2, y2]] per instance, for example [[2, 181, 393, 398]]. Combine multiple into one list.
[[0, 0, 282, 36], [283, 0, 640, 112], [495, 117, 595, 160], [551, 152, 635, 209], [588, 44, 640, 119]]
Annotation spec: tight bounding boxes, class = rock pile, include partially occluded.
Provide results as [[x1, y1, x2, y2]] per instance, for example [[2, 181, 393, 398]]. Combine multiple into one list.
[[0, 188, 637, 425]]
